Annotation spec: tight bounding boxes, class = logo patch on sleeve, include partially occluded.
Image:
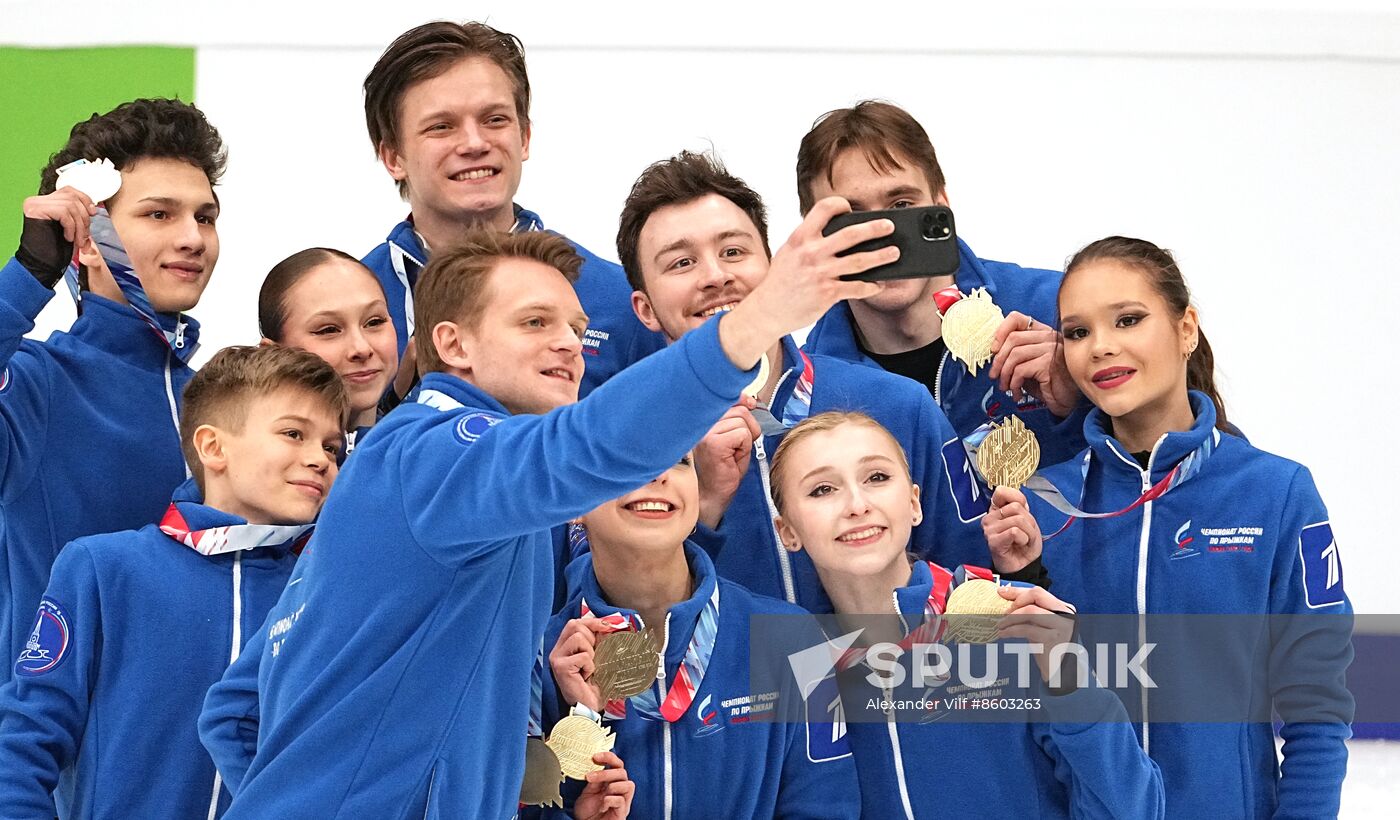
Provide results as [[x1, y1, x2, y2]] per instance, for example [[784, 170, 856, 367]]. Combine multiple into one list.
[[15, 598, 72, 677], [941, 438, 990, 522], [454, 412, 502, 445], [0, 366, 12, 394], [1298, 522, 1345, 609]]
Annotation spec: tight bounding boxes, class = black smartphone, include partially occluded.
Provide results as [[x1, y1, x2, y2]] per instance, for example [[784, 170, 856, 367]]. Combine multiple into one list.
[[821, 205, 960, 282]]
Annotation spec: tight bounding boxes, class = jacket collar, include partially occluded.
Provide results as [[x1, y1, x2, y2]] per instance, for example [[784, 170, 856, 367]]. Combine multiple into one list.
[[894, 559, 936, 620], [572, 540, 719, 669], [766, 335, 807, 415], [387, 203, 548, 263], [168, 478, 244, 530], [1083, 390, 1219, 482], [71, 293, 200, 370], [415, 372, 512, 417]]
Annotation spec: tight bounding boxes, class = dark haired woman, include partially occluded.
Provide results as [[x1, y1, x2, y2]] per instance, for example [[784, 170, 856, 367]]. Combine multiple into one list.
[[1004, 236, 1352, 819], [258, 248, 400, 450]]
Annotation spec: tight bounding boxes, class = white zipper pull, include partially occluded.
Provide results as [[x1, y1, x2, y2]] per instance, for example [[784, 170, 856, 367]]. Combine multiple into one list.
[[174, 320, 186, 350]]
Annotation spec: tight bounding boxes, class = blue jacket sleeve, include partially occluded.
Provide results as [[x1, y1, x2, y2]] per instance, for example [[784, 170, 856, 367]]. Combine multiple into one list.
[[1266, 466, 1353, 820], [200, 623, 266, 796], [0, 257, 58, 496], [0, 541, 100, 815], [908, 391, 992, 569], [775, 718, 861, 820], [399, 316, 754, 561], [1032, 685, 1165, 820]]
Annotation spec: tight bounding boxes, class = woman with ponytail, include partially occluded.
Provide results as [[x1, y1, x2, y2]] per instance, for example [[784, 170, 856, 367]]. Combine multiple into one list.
[[258, 248, 402, 454], [1000, 236, 1352, 819]]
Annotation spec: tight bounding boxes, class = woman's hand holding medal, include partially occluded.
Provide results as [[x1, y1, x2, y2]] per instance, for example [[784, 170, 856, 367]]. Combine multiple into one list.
[[982, 486, 1043, 574], [995, 585, 1078, 688], [573, 751, 636, 820], [989, 310, 1081, 418], [549, 618, 609, 713]]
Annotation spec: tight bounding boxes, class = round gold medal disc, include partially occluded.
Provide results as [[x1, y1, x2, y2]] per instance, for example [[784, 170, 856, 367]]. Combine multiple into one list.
[[519, 737, 564, 807], [545, 715, 616, 780], [943, 579, 1013, 643], [742, 354, 771, 399], [943, 287, 1004, 375], [976, 415, 1041, 490], [592, 628, 661, 701]]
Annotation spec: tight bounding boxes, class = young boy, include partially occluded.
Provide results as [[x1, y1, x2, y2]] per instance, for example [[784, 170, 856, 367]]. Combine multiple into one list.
[[0, 345, 347, 819], [543, 456, 860, 818], [361, 20, 662, 396], [206, 214, 889, 819], [0, 98, 226, 680]]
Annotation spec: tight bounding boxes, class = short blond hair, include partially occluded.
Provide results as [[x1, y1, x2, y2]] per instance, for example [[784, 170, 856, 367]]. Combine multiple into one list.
[[768, 411, 912, 514], [413, 230, 583, 374], [180, 345, 349, 493]]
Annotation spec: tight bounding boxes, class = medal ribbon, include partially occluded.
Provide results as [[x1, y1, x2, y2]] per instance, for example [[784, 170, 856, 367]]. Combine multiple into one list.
[[964, 424, 1220, 539], [528, 644, 545, 738], [63, 208, 198, 364], [778, 350, 816, 429], [159, 504, 313, 557], [566, 522, 592, 562], [833, 563, 995, 672], [580, 582, 721, 722]]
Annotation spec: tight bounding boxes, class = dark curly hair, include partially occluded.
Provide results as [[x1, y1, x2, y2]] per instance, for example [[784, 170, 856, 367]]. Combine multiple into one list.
[[616, 150, 771, 293], [37, 98, 227, 198]]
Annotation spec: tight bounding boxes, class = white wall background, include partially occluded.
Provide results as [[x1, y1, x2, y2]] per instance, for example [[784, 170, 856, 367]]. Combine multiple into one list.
[[6, 1, 1399, 613]]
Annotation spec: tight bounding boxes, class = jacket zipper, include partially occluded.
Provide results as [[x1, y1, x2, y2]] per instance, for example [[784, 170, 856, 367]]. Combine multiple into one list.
[[663, 717, 673, 820], [1135, 436, 1167, 755], [163, 352, 190, 480], [884, 687, 915, 820], [932, 350, 949, 406], [207, 552, 243, 819], [651, 612, 673, 819], [754, 437, 795, 603], [882, 590, 916, 818]]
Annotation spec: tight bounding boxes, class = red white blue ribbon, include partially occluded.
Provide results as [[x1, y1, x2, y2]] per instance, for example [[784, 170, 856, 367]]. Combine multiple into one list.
[[159, 504, 313, 556], [779, 350, 816, 430], [964, 424, 1220, 539], [581, 582, 721, 723], [63, 208, 198, 364]]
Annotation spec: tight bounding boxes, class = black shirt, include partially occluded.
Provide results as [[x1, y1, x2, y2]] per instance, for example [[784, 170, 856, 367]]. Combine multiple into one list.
[[856, 334, 947, 400]]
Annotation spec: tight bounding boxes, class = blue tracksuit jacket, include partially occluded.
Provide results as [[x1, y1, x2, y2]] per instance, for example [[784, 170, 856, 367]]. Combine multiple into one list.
[[801, 238, 1087, 467], [0, 480, 299, 819], [361, 208, 664, 397], [539, 543, 860, 819], [827, 560, 1164, 820], [1036, 392, 1353, 820], [702, 336, 991, 612], [210, 316, 755, 820], [0, 256, 196, 685]]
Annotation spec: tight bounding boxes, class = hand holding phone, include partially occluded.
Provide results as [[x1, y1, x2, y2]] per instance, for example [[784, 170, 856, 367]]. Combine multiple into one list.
[[821, 205, 960, 282]]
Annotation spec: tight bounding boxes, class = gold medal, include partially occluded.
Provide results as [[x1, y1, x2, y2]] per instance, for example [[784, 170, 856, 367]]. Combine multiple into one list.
[[545, 714, 616, 780], [942, 287, 1004, 374], [519, 737, 564, 807], [976, 415, 1040, 489], [592, 627, 661, 701], [942, 578, 1013, 643], [743, 354, 771, 399]]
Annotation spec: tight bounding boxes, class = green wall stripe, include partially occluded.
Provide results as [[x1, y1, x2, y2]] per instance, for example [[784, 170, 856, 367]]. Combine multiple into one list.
[[0, 46, 196, 256]]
